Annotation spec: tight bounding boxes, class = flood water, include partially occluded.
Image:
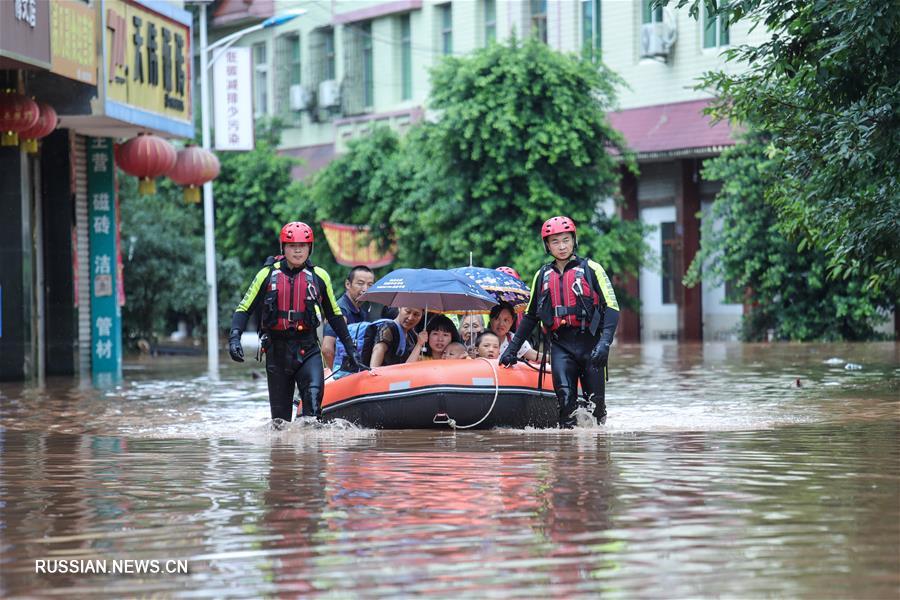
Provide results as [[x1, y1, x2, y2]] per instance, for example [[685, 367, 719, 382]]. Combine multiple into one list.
[[1, 343, 898, 598]]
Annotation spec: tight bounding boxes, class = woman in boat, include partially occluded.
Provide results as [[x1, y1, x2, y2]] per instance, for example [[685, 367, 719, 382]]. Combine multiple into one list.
[[419, 314, 460, 360], [363, 307, 426, 368], [474, 331, 501, 359], [227, 222, 360, 421], [459, 313, 485, 357], [499, 216, 620, 428], [489, 302, 539, 362]]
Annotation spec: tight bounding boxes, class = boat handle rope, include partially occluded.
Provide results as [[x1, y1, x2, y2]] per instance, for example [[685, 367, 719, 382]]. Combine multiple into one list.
[[438, 357, 500, 430]]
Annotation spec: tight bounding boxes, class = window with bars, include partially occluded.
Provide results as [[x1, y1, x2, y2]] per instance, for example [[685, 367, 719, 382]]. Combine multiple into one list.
[[323, 29, 335, 80], [274, 33, 301, 120], [581, 0, 600, 61], [484, 0, 496, 45], [289, 35, 301, 85], [362, 22, 374, 107], [310, 27, 335, 86], [400, 15, 412, 100], [703, 2, 730, 48], [530, 0, 547, 44], [252, 42, 268, 117], [440, 4, 452, 56]]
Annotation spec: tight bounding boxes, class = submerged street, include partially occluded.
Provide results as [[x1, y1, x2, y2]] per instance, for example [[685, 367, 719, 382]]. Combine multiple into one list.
[[1, 343, 897, 597]]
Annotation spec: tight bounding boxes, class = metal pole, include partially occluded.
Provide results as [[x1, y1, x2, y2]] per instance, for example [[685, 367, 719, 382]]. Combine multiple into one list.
[[200, 4, 219, 379]]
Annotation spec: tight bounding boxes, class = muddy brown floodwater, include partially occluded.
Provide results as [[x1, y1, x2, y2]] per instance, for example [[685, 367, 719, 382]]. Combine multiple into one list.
[[1, 342, 898, 598]]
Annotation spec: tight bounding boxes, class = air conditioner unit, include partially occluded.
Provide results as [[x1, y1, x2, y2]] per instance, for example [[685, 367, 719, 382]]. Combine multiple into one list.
[[640, 17, 677, 60], [318, 79, 340, 108], [289, 84, 312, 111]]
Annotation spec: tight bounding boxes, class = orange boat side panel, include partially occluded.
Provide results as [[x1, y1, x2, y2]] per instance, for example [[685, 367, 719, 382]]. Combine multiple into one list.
[[323, 359, 554, 408]]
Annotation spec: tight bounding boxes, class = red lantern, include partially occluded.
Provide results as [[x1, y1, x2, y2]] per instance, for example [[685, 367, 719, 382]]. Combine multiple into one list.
[[167, 145, 221, 203], [19, 101, 58, 153], [0, 90, 40, 146], [114, 132, 177, 195]]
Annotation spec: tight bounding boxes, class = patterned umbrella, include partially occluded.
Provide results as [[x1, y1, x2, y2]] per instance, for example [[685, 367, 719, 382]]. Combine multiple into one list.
[[449, 267, 531, 313], [359, 268, 498, 313]]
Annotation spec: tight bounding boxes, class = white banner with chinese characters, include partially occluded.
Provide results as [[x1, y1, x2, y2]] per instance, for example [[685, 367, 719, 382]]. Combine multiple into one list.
[[213, 47, 253, 151]]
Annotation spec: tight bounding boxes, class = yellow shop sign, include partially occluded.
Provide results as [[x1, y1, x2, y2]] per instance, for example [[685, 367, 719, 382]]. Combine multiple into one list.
[[104, 0, 191, 122]]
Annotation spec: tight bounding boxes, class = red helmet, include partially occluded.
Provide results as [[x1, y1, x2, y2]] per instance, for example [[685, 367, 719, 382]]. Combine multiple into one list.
[[280, 221, 314, 244], [541, 216, 578, 253], [541, 216, 577, 239], [495, 266, 521, 280]]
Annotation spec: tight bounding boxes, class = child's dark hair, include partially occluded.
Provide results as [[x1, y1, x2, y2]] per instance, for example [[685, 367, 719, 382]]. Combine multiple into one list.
[[474, 331, 500, 347]]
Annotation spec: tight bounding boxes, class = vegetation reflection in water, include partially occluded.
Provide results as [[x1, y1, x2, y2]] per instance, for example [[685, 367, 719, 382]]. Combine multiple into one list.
[[0, 343, 897, 597]]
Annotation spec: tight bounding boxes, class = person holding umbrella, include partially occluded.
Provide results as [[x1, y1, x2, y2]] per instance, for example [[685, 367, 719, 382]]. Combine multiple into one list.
[[227, 222, 361, 422], [499, 216, 619, 428]]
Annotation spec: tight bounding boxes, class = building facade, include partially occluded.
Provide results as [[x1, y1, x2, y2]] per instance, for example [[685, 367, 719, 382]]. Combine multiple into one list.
[[0, 0, 193, 382], [205, 0, 770, 342]]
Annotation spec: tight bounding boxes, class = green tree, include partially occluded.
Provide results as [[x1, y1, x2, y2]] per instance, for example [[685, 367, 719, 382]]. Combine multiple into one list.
[[310, 37, 647, 295], [212, 118, 342, 280], [668, 0, 900, 294], [119, 176, 244, 344], [685, 133, 892, 341]]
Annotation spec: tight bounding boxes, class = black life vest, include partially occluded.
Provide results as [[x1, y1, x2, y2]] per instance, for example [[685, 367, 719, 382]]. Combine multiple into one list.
[[263, 265, 320, 332], [538, 258, 602, 331]]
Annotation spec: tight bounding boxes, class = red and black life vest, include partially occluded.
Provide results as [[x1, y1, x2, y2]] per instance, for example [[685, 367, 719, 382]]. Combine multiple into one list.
[[264, 266, 319, 332], [539, 259, 602, 331]]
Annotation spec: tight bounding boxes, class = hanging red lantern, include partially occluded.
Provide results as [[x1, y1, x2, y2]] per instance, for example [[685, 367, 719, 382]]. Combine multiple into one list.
[[0, 90, 40, 146], [167, 145, 221, 203], [19, 101, 58, 153], [114, 132, 177, 195]]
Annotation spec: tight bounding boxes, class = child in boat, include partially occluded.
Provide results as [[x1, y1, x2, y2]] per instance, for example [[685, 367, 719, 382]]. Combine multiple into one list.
[[419, 314, 461, 360], [441, 342, 470, 360], [474, 331, 501, 359]]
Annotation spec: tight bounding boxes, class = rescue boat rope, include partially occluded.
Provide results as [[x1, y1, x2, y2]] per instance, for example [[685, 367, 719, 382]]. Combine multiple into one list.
[[445, 357, 500, 430]]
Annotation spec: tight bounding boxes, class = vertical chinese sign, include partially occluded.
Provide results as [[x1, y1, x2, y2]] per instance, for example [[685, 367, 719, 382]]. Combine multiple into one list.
[[87, 137, 122, 386], [213, 46, 253, 151]]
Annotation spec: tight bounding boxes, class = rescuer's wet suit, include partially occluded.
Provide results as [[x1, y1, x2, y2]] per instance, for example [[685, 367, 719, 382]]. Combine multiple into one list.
[[229, 259, 359, 421], [501, 256, 619, 428]]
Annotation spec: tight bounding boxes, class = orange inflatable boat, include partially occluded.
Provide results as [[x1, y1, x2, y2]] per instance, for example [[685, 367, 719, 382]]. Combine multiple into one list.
[[322, 359, 558, 429]]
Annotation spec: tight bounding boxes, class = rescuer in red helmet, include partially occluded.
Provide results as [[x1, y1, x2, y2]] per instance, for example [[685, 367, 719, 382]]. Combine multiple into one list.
[[499, 216, 620, 428], [228, 222, 361, 422]]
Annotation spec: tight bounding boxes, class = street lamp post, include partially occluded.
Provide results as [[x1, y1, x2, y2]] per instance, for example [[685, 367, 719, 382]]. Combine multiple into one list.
[[196, 4, 305, 378]]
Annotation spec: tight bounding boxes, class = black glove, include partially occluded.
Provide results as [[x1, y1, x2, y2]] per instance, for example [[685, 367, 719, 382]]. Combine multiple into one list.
[[499, 348, 519, 367], [590, 340, 610, 367], [342, 345, 363, 372], [228, 328, 244, 362]]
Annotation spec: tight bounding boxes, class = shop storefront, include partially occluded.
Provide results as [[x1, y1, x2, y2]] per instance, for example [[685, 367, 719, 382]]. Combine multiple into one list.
[[0, 0, 192, 383]]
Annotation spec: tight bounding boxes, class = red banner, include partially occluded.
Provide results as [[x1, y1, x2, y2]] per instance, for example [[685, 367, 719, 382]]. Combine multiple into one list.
[[321, 221, 396, 268]]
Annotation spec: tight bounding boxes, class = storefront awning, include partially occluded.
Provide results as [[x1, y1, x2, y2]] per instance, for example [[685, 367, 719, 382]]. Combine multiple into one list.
[[609, 98, 736, 159]]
